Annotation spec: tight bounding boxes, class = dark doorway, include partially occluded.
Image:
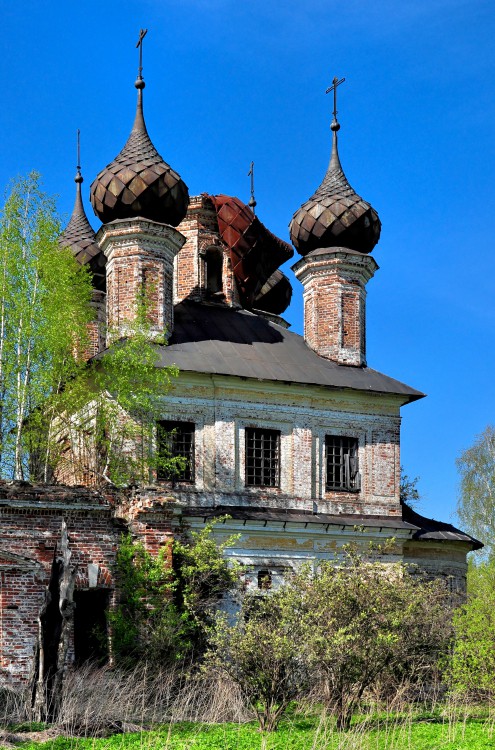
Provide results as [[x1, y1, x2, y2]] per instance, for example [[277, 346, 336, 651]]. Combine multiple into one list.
[[73, 590, 110, 666]]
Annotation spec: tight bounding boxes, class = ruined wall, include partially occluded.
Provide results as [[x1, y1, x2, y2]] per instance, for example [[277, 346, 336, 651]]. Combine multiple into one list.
[[0, 483, 174, 689]]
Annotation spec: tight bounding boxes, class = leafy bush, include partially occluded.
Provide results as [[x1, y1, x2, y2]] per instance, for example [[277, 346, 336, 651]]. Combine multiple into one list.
[[110, 520, 240, 665], [450, 558, 495, 698]]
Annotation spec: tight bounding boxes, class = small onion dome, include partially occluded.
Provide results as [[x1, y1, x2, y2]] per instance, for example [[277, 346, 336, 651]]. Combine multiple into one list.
[[289, 126, 381, 255], [90, 80, 189, 226], [60, 170, 106, 291], [254, 269, 292, 315]]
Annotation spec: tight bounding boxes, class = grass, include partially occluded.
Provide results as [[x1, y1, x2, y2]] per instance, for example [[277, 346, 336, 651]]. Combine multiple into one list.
[[14, 712, 495, 750]]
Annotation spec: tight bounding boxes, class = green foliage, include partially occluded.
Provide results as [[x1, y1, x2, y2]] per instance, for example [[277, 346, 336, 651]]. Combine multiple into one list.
[[283, 547, 450, 729], [15, 715, 495, 750], [0, 172, 93, 479], [110, 520, 240, 666], [207, 544, 451, 733], [400, 466, 421, 508], [48, 295, 180, 486], [456, 425, 495, 558], [450, 558, 495, 697], [207, 592, 307, 732]]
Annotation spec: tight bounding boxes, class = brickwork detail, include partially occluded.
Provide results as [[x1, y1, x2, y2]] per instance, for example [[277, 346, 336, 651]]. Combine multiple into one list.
[[175, 195, 240, 306], [292, 248, 378, 366], [86, 290, 106, 360], [0, 483, 174, 689], [97, 219, 186, 343]]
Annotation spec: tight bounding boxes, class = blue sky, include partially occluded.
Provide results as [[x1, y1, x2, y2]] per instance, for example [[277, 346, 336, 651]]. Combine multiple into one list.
[[1, 0, 494, 526]]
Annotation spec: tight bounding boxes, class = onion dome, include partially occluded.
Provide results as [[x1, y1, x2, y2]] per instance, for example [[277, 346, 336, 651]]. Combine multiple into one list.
[[90, 73, 189, 226], [209, 195, 293, 310], [60, 165, 100, 265], [289, 117, 381, 255], [254, 269, 292, 315]]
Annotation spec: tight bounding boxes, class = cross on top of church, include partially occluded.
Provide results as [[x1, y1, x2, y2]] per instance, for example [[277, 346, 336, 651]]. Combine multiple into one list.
[[325, 76, 345, 123], [136, 28, 148, 79]]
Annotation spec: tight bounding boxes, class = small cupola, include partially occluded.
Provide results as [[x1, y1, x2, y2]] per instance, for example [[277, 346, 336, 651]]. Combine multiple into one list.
[[90, 32, 189, 227], [60, 134, 102, 273], [93, 31, 186, 344], [59, 131, 106, 358], [291, 78, 379, 367], [289, 78, 381, 255]]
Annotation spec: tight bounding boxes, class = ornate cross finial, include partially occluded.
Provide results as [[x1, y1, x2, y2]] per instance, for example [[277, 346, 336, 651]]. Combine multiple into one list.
[[248, 161, 257, 213], [136, 28, 148, 79], [325, 76, 345, 127]]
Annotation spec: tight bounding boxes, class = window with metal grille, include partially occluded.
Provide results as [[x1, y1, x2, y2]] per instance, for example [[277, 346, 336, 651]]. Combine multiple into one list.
[[325, 436, 360, 491], [157, 421, 195, 482], [245, 428, 280, 487]]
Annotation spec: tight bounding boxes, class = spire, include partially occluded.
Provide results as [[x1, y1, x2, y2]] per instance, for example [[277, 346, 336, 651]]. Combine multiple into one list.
[[60, 130, 101, 266], [248, 161, 257, 213], [89, 28, 189, 226], [132, 28, 147, 132], [289, 76, 381, 255]]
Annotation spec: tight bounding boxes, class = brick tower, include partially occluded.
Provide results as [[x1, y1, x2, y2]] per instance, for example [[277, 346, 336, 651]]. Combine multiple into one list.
[[289, 80, 381, 366], [89, 36, 188, 343]]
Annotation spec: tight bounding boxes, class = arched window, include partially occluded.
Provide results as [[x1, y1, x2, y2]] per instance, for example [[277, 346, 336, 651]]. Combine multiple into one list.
[[205, 247, 223, 296]]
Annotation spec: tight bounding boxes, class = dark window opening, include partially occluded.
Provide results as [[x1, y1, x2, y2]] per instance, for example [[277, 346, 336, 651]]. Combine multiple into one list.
[[246, 428, 280, 487], [205, 248, 223, 295], [325, 436, 360, 491], [157, 421, 195, 482], [73, 589, 109, 666], [257, 569, 272, 590]]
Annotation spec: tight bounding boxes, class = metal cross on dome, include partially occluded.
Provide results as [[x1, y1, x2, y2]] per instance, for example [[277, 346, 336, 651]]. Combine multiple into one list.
[[136, 28, 148, 79], [248, 161, 257, 214], [326, 76, 345, 121]]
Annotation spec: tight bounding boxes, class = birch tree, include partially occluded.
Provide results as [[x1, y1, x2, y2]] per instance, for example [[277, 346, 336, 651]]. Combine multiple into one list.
[[0, 172, 93, 479], [456, 425, 495, 557]]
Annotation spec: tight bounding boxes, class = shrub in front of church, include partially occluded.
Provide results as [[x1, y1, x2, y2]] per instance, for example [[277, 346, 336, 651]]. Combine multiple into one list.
[[110, 520, 240, 666], [205, 591, 307, 733], [206, 546, 451, 733]]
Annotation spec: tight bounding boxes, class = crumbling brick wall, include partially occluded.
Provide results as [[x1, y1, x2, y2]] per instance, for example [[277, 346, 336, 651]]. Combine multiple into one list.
[[0, 483, 174, 689]]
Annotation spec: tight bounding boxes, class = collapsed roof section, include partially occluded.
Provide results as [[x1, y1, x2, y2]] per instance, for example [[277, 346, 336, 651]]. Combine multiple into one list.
[[209, 195, 293, 314]]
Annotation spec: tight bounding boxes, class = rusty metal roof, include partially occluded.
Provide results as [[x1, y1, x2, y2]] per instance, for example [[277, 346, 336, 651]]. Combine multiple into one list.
[[161, 301, 424, 402], [210, 195, 293, 310], [182, 504, 482, 549]]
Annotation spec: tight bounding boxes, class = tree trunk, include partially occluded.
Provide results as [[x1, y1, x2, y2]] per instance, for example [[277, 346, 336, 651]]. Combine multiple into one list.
[[31, 520, 77, 723]]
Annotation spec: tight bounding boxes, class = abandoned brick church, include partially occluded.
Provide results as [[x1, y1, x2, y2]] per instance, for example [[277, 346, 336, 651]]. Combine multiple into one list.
[[0, 59, 481, 689]]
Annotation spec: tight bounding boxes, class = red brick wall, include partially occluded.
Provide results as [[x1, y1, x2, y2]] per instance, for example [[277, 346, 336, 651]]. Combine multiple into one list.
[[293, 249, 377, 366], [0, 484, 174, 688]]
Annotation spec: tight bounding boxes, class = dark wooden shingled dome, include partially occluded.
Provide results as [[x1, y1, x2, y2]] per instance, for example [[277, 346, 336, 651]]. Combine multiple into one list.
[[90, 81, 189, 227], [60, 171, 106, 291], [289, 127, 381, 255]]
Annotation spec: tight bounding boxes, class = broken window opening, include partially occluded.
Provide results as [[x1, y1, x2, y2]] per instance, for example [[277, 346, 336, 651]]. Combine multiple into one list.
[[257, 569, 272, 590], [157, 421, 195, 483], [325, 435, 360, 491], [205, 248, 223, 296]]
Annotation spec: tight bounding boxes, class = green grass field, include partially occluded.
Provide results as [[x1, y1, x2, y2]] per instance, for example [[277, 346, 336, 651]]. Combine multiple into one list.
[[15, 714, 495, 750]]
